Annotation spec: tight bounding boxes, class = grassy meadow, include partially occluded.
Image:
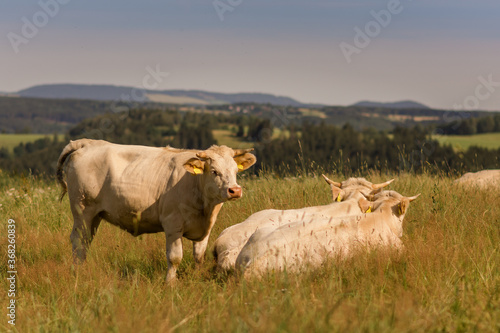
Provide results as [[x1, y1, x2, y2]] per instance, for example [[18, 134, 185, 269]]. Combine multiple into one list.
[[0, 170, 499, 332], [433, 132, 500, 150], [212, 130, 254, 149], [0, 134, 65, 152], [212, 128, 292, 149], [0, 134, 50, 152]]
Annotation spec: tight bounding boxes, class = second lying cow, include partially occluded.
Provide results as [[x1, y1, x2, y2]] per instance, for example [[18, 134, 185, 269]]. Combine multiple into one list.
[[235, 190, 420, 277], [214, 176, 393, 272]]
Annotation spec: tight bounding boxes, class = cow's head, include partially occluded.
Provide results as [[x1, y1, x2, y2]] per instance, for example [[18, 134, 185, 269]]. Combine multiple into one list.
[[184, 146, 256, 202], [322, 175, 394, 202], [358, 190, 420, 236]]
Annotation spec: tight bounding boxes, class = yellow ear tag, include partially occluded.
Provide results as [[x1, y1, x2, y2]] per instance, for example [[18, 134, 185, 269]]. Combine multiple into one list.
[[336, 194, 342, 202], [237, 164, 244, 171], [193, 167, 203, 175], [366, 206, 372, 213]]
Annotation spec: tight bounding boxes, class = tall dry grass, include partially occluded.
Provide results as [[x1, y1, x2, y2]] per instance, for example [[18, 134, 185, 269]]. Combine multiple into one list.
[[0, 171, 499, 332]]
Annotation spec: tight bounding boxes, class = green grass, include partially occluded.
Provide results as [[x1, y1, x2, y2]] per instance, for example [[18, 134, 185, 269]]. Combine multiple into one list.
[[1, 171, 499, 332], [213, 127, 293, 149], [212, 130, 254, 149], [432, 132, 500, 150], [297, 108, 327, 119], [0, 134, 64, 152]]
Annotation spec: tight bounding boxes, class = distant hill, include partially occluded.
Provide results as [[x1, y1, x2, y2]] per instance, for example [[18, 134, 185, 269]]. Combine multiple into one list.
[[352, 100, 430, 109], [17, 84, 304, 106], [2, 93, 496, 134], [0, 96, 116, 134]]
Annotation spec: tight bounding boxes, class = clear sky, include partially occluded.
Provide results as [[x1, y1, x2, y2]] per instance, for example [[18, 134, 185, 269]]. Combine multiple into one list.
[[1, 0, 500, 110]]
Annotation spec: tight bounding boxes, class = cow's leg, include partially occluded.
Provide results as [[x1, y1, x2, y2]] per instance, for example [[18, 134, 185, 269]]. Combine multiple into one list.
[[70, 205, 101, 263], [165, 233, 183, 283], [193, 236, 210, 266]]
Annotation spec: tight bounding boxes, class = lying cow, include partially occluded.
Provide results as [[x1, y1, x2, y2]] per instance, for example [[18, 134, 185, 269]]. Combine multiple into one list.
[[213, 176, 393, 272], [453, 169, 500, 190], [235, 190, 419, 278], [57, 139, 256, 283]]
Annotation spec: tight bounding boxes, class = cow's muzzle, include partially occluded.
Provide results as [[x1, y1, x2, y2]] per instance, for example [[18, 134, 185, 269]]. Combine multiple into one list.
[[227, 186, 242, 199]]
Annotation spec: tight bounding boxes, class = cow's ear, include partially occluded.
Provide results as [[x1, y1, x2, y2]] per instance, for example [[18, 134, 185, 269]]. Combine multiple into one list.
[[321, 175, 343, 202], [368, 187, 383, 197], [397, 198, 410, 216], [331, 187, 344, 202], [233, 153, 256, 172], [184, 158, 206, 175], [358, 197, 372, 213]]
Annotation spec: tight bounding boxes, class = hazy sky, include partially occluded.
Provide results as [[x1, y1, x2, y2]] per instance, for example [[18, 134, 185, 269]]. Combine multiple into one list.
[[1, 0, 500, 110]]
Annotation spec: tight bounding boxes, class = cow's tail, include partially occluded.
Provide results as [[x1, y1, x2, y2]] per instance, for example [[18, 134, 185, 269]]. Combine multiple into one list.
[[57, 139, 93, 202]]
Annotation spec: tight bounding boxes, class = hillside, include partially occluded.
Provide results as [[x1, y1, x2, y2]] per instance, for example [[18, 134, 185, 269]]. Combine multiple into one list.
[[352, 100, 430, 109], [17, 84, 304, 106], [0, 96, 172, 134], [1, 95, 496, 134], [0, 96, 113, 133]]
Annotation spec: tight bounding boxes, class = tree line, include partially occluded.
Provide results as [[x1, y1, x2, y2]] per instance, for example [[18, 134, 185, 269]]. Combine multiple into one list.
[[0, 109, 268, 175], [0, 108, 499, 177], [435, 113, 500, 135], [254, 123, 499, 176]]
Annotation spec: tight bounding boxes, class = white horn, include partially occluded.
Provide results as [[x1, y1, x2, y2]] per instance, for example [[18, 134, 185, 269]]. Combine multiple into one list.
[[372, 179, 394, 190], [322, 174, 341, 188]]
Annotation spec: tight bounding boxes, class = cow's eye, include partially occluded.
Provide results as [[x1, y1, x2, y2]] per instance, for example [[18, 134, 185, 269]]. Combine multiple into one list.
[[212, 170, 219, 176]]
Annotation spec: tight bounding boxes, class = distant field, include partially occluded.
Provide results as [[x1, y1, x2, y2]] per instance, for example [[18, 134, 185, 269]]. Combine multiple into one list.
[[0, 133, 64, 152], [213, 128, 294, 149], [433, 132, 500, 150], [146, 93, 210, 105], [212, 129, 254, 149], [298, 108, 327, 119]]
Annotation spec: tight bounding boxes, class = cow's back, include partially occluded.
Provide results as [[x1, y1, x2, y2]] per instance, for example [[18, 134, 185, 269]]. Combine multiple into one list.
[[62, 140, 195, 234], [236, 211, 402, 277], [215, 199, 363, 272], [66, 142, 170, 199], [236, 214, 359, 276], [454, 169, 500, 189]]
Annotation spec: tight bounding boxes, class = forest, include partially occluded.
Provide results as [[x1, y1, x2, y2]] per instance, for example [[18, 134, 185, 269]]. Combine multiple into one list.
[[1, 107, 499, 177]]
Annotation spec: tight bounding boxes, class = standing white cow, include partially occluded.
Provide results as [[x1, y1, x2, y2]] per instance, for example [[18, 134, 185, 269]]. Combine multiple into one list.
[[57, 139, 256, 282], [235, 190, 419, 277], [213, 176, 394, 272]]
